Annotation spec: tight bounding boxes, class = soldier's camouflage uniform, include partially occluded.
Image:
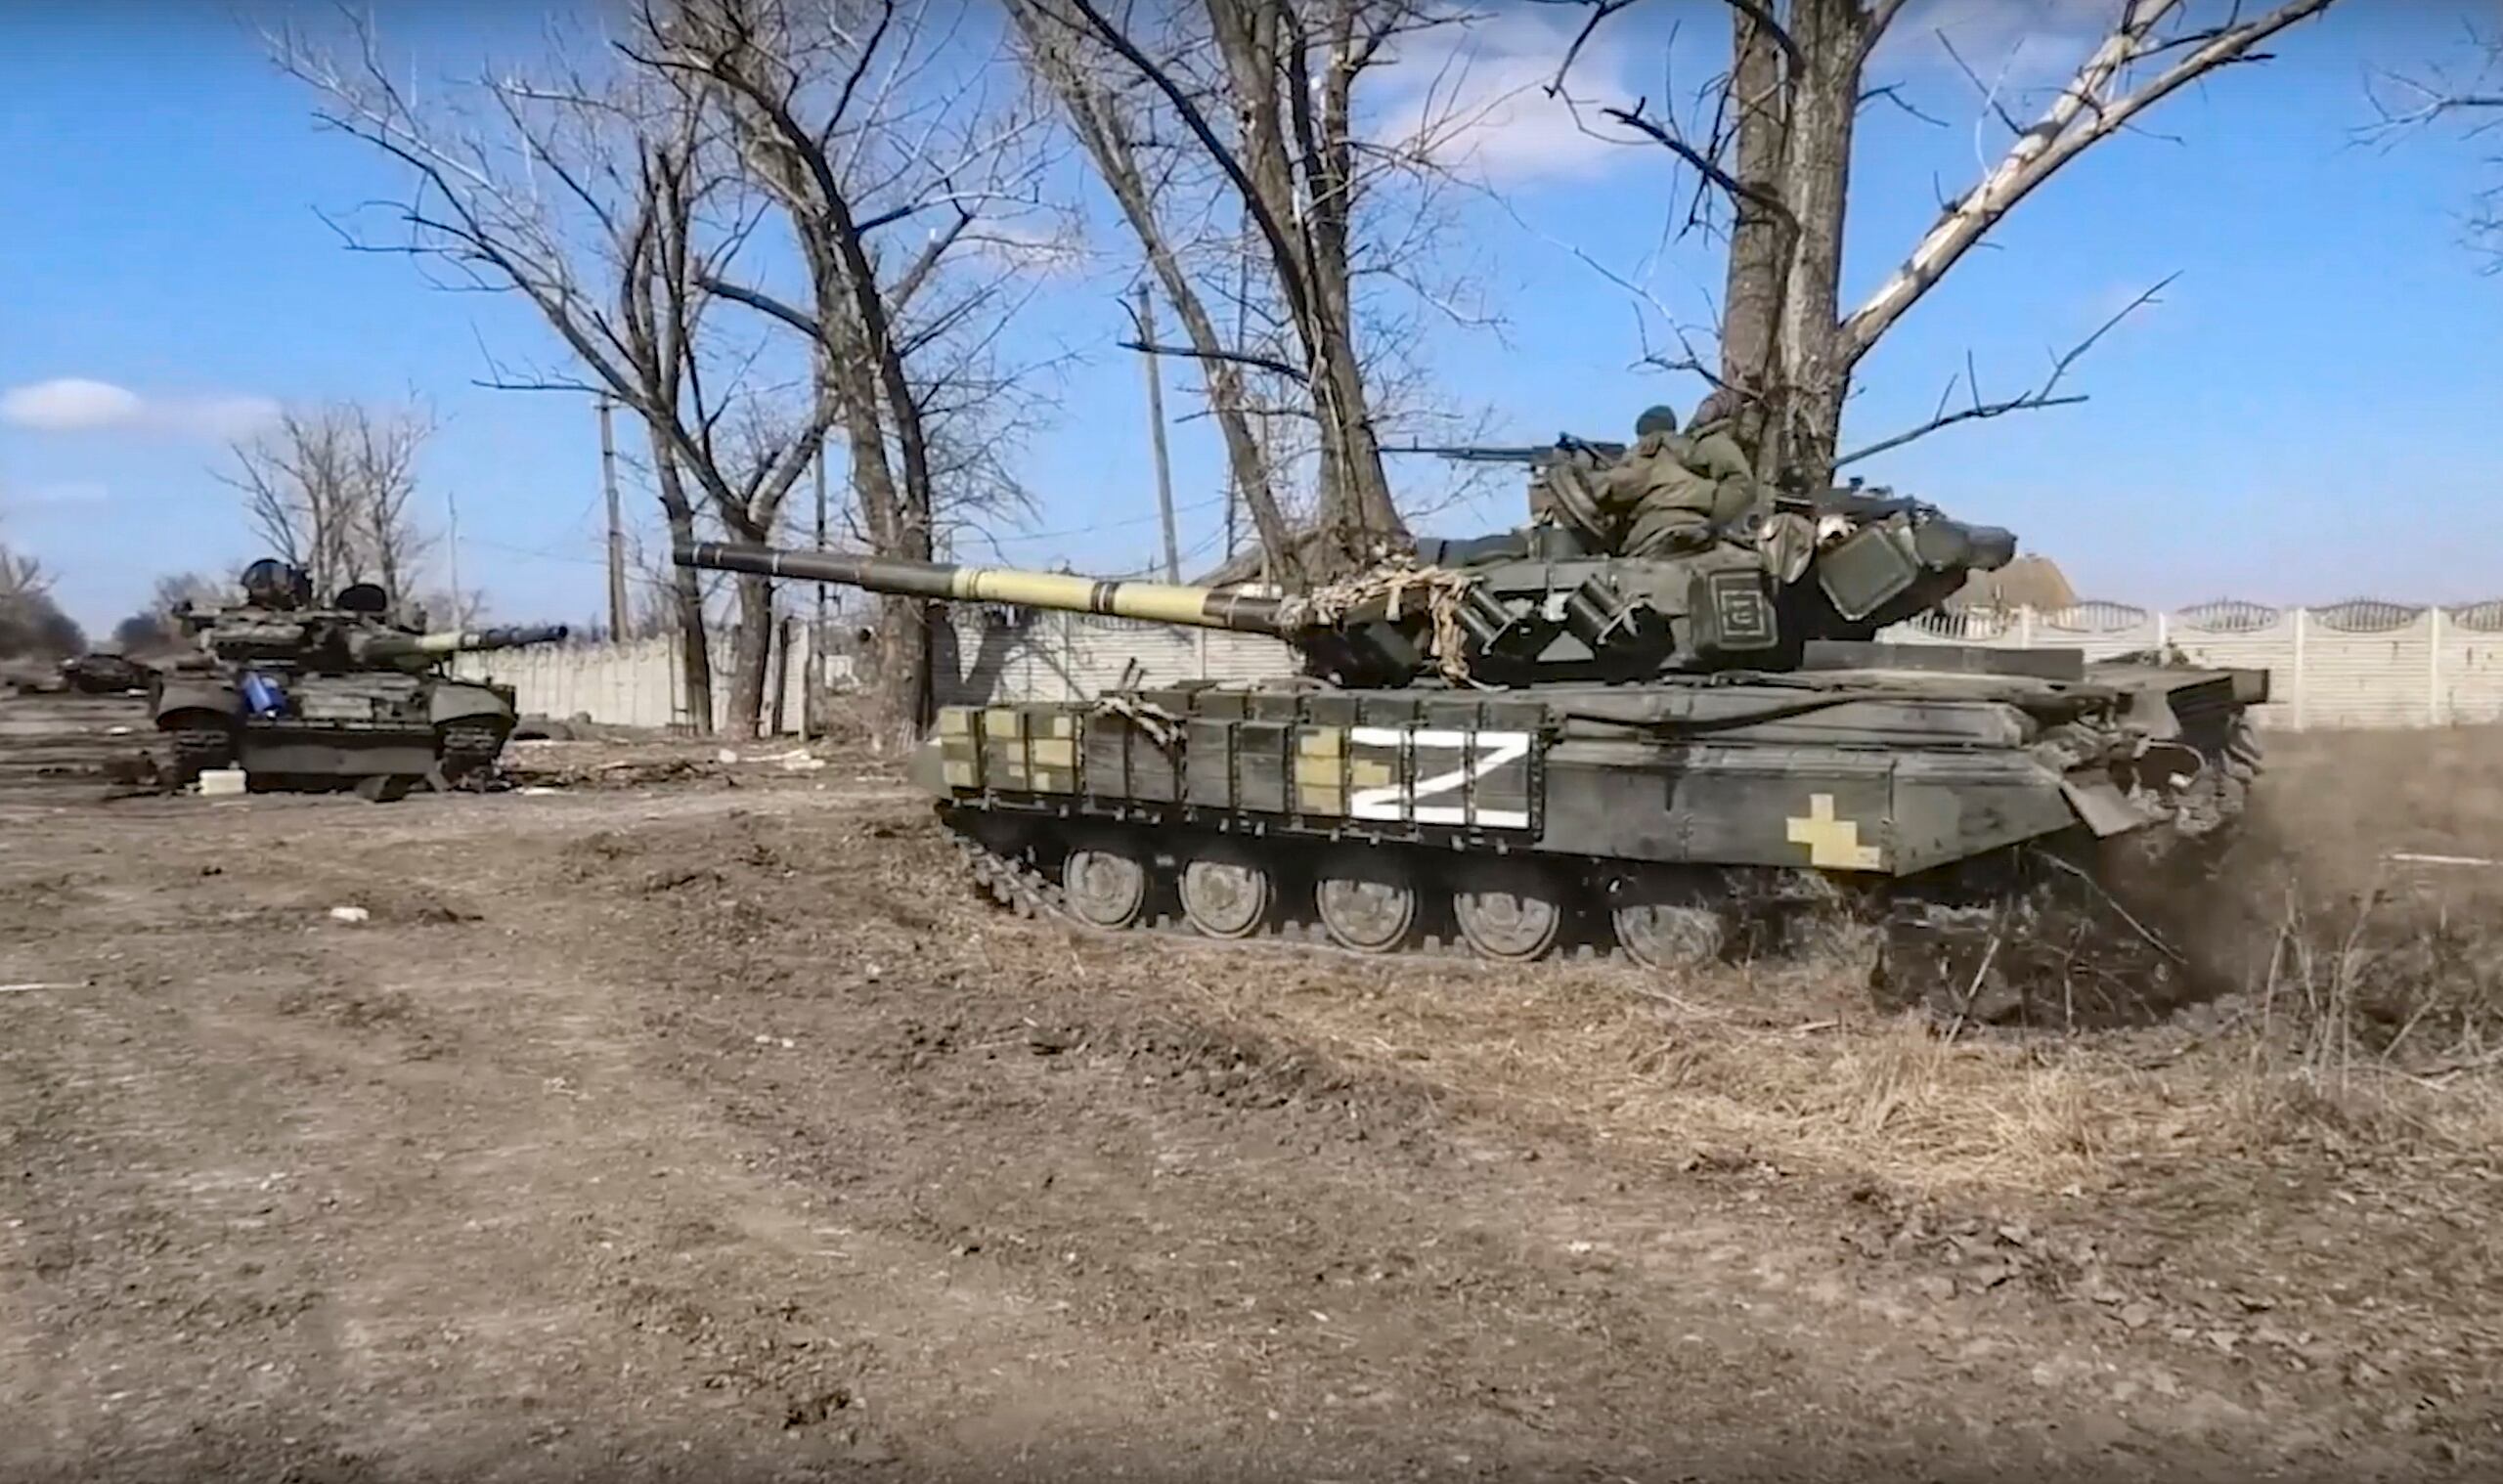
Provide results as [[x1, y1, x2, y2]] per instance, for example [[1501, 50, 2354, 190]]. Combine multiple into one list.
[[1602, 417, 1760, 559]]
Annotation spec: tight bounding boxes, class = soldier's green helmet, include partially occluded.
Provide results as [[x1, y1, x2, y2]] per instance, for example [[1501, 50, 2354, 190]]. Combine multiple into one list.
[[1635, 404, 1679, 438]]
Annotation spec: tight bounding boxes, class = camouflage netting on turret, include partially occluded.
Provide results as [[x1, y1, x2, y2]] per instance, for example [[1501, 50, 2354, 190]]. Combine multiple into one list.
[[1272, 557, 1481, 686]]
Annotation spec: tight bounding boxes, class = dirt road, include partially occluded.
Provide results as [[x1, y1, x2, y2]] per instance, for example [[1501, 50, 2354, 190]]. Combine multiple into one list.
[[2, 698, 2497, 1481]]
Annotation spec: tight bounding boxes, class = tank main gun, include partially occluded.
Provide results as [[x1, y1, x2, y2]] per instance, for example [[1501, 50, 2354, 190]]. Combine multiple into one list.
[[348, 624, 571, 669], [681, 543, 1294, 634]]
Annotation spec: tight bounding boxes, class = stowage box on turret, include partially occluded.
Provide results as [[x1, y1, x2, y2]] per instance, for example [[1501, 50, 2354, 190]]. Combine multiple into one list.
[[682, 454, 2265, 1017], [152, 567, 569, 799]]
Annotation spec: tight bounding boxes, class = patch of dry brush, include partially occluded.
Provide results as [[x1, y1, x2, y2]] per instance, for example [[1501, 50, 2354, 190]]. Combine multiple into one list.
[[1196, 727, 2503, 1204]]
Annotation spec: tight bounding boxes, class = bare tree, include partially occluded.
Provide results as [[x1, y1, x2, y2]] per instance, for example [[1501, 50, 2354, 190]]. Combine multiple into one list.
[[623, 0, 1060, 744], [218, 400, 436, 608], [1016, 0, 1496, 579], [111, 571, 228, 655], [0, 540, 84, 661], [1005, 0, 1305, 584], [274, 10, 833, 737], [279, 0, 1049, 743], [1546, 0, 2342, 487], [2363, 23, 2503, 269]]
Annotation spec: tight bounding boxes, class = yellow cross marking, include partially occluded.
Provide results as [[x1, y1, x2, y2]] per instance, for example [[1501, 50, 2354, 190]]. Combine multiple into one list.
[[1787, 793, 1883, 871]]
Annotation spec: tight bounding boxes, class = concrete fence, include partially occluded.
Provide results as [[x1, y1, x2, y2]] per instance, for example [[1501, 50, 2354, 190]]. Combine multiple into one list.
[[449, 598, 2503, 734], [1886, 598, 2503, 731], [449, 625, 851, 734]]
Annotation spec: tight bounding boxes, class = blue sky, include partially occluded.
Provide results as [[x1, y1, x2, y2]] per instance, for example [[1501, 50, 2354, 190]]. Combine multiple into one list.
[[3, 0, 2498, 633]]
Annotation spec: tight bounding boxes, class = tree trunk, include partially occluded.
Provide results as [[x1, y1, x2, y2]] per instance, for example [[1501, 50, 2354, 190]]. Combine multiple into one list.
[[648, 435, 716, 735], [1720, 4, 1788, 469], [1303, 7, 1401, 556], [1768, 0, 1866, 490], [1204, 0, 1402, 579], [724, 572, 776, 740], [820, 303, 930, 751]]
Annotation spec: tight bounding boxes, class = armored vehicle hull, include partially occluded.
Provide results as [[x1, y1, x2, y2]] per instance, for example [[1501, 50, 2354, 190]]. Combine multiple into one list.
[[920, 643, 2262, 1019], [153, 668, 528, 797]]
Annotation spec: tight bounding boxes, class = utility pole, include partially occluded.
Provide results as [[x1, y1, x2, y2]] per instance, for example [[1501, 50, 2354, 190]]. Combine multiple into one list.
[[1135, 282, 1181, 583], [1225, 203, 1252, 569], [597, 395, 628, 639], [443, 485, 461, 626]]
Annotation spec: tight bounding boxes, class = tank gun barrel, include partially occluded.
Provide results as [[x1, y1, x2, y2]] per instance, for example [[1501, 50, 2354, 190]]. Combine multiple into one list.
[[353, 623, 572, 662], [677, 542, 1294, 635]]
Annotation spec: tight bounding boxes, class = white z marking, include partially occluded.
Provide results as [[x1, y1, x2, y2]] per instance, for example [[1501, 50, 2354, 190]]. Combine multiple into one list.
[[1347, 726, 1532, 829]]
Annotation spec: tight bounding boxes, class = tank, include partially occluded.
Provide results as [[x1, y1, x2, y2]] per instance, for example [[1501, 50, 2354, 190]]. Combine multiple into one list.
[[60, 651, 155, 695], [151, 577, 569, 799], [680, 462, 2266, 1022]]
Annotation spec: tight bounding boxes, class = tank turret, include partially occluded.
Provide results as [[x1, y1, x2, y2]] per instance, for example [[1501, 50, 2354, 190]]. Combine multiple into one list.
[[677, 470, 2013, 691]]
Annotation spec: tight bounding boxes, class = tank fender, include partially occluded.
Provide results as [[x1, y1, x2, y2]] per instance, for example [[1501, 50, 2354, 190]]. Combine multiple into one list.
[[905, 737, 948, 797], [2061, 775, 2161, 838], [2117, 683, 2184, 740], [1886, 751, 2086, 874], [153, 677, 242, 725], [427, 680, 514, 726]]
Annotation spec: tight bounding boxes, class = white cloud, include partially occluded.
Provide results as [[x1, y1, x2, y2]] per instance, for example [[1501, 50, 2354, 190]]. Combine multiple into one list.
[[0, 377, 280, 441], [1, 377, 143, 431], [1357, 2, 2130, 188], [1370, 10, 1659, 186], [1873, 0, 2119, 100]]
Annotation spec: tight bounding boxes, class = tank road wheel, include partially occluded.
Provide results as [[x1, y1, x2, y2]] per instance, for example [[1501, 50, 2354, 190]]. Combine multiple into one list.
[[1609, 873, 1728, 972], [1179, 851, 1274, 940], [1452, 860, 1565, 963], [1315, 854, 1419, 955], [1062, 843, 1151, 931]]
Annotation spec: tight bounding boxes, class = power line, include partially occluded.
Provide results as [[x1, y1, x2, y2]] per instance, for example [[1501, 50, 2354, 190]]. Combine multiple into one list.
[[973, 491, 1229, 546]]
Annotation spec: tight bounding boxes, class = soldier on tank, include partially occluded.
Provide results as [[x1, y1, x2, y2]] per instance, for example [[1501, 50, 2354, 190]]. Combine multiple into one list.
[[1600, 402, 1766, 560], [238, 558, 313, 612]]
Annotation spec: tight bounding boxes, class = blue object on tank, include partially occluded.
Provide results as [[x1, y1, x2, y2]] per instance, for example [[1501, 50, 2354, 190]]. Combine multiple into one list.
[[240, 671, 286, 718]]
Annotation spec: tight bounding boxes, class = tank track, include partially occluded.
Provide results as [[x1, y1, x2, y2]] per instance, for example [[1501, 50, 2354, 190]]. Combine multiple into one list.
[[944, 745, 2258, 1026], [1875, 728, 2264, 1027]]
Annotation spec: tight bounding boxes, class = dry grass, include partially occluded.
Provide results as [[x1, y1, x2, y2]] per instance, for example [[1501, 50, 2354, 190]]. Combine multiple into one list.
[[1219, 731, 2503, 1201], [1244, 944, 2503, 1202], [1251, 958, 2152, 1196]]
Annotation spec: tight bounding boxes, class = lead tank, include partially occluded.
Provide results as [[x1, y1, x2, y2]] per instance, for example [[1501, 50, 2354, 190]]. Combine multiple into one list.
[[153, 573, 569, 798], [682, 466, 2265, 1021]]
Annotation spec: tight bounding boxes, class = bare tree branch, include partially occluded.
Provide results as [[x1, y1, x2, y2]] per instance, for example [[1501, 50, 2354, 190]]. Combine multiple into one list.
[[1860, 83, 1949, 128], [1833, 273, 2174, 469], [1603, 97, 1798, 226], [1842, 0, 2336, 364]]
